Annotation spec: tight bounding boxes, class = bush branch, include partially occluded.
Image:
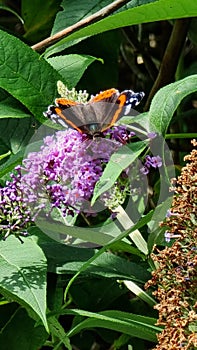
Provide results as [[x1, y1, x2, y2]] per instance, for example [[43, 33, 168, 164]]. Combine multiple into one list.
[[31, 0, 132, 52], [144, 18, 190, 111]]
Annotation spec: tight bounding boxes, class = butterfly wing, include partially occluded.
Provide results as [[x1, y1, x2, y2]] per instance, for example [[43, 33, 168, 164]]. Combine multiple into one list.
[[88, 89, 145, 132], [44, 89, 120, 135], [44, 99, 87, 134], [89, 89, 122, 132], [89, 88, 119, 103], [120, 90, 145, 115], [44, 88, 145, 135]]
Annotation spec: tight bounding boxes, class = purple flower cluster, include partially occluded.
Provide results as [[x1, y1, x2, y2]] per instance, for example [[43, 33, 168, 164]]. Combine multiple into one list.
[[20, 126, 133, 218], [140, 155, 162, 175], [0, 120, 163, 239], [0, 167, 32, 240]]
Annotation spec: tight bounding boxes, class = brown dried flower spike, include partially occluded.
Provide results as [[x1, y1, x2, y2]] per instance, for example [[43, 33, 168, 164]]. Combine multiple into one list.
[[146, 140, 197, 350]]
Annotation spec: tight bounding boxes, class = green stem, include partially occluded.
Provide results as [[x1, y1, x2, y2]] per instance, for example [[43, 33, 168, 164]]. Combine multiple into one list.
[[0, 150, 11, 161], [165, 133, 197, 139]]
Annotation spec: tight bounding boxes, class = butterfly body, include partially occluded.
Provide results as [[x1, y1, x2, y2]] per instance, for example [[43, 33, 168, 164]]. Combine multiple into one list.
[[77, 123, 103, 136], [44, 88, 144, 137]]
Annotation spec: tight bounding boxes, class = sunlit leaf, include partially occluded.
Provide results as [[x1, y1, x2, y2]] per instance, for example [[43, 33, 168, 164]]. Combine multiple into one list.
[[0, 236, 48, 330], [149, 74, 197, 135], [0, 29, 60, 120], [47, 54, 100, 88], [64, 309, 161, 342], [92, 141, 148, 205], [45, 0, 197, 56]]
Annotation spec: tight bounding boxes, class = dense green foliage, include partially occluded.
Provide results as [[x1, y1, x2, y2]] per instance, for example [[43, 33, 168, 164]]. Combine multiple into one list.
[[0, 1, 196, 349]]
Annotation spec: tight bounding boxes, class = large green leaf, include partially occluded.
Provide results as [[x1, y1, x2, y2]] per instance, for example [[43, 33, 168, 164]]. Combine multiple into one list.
[[51, 0, 111, 35], [47, 54, 99, 88], [35, 216, 121, 246], [51, 0, 157, 36], [0, 29, 61, 120], [91, 141, 148, 205], [149, 74, 197, 135], [35, 206, 147, 253], [64, 309, 161, 342], [0, 236, 48, 330], [63, 211, 153, 300], [31, 225, 143, 258], [39, 240, 150, 283], [45, 0, 197, 56], [0, 306, 48, 350], [46, 0, 157, 55], [118, 113, 151, 136]]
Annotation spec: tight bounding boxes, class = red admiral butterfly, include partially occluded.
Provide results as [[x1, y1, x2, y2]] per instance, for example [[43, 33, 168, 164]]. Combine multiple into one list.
[[44, 88, 144, 137]]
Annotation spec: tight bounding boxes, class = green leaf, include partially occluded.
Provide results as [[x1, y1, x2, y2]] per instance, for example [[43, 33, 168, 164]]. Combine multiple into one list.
[[65, 309, 161, 342], [0, 29, 61, 120], [47, 54, 100, 88], [91, 141, 148, 205], [0, 117, 38, 178], [31, 225, 143, 258], [0, 5, 24, 24], [41, 239, 150, 282], [45, 0, 197, 56], [108, 239, 144, 257], [48, 316, 72, 350], [0, 306, 48, 350], [69, 278, 126, 311], [0, 236, 48, 330], [0, 89, 32, 119], [45, 0, 157, 56], [149, 74, 197, 135], [51, 0, 157, 36], [35, 207, 146, 253], [85, 253, 150, 282], [123, 280, 156, 306], [22, 0, 61, 42], [0, 117, 36, 154], [0, 148, 24, 178], [35, 216, 120, 246], [63, 210, 153, 300], [51, 0, 113, 35], [118, 113, 151, 136]]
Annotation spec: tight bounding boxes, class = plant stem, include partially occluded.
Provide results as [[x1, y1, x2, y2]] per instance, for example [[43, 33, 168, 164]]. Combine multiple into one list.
[[144, 18, 190, 111], [31, 0, 132, 52], [122, 27, 158, 81], [165, 133, 197, 139]]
